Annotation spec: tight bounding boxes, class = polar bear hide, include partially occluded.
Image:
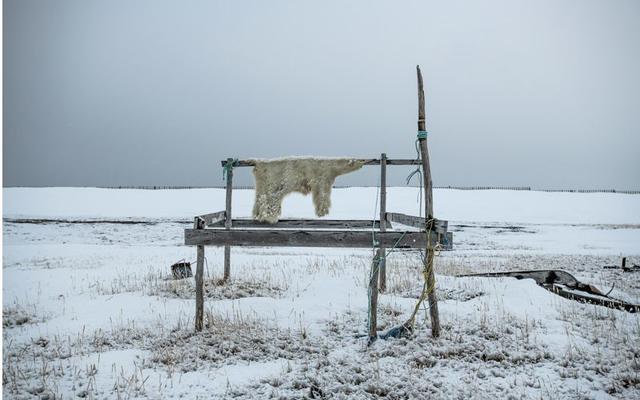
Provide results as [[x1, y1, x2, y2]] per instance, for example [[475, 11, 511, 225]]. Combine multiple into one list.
[[252, 157, 365, 223]]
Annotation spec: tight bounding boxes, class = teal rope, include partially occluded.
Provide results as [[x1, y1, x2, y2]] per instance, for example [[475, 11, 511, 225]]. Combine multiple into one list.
[[417, 131, 428, 139], [222, 159, 239, 180]]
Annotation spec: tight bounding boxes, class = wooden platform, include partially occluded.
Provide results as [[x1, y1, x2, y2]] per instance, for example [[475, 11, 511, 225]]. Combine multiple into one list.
[[185, 213, 452, 250]]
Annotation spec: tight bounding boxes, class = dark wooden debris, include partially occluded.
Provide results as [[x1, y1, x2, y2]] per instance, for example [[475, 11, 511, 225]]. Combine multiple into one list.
[[604, 257, 640, 272], [459, 269, 640, 313]]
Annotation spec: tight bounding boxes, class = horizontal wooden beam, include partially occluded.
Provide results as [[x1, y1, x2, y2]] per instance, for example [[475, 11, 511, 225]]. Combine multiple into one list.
[[220, 159, 421, 167], [184, 229, 444, 248], [385, 212, 448, 234], [208, 218, 390, 230]]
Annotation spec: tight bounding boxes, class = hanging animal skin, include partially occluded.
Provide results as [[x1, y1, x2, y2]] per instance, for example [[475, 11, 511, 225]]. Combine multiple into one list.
[[251, 157, 365, 223]]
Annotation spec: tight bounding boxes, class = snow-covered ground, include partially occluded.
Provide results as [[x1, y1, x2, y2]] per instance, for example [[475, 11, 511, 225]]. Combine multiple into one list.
[[3, 187, 640, 399]]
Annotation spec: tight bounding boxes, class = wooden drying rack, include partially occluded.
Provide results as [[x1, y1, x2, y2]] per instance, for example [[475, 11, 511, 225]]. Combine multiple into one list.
[[185, 66, 450, 341]]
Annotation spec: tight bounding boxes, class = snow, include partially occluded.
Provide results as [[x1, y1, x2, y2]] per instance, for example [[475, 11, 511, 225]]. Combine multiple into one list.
[[3, 187, 640, 399], [4, 187, 640, 224]]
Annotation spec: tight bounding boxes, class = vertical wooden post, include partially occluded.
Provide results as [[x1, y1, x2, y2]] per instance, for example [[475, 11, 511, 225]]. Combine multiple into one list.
[[194, 217, 205, 331], [368, 251, 381, 343], [378, 153, 387, 292], [223, 158, 234, 282], [417, 65, 441, 338]]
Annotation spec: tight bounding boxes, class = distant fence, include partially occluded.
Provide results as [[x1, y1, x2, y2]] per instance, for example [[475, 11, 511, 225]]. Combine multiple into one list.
[[434, 186, 640, 194], [91, 185, 640, 194]]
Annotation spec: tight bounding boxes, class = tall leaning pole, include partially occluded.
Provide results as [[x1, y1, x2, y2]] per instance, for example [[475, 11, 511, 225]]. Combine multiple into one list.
[[417, 65, 441, 338]]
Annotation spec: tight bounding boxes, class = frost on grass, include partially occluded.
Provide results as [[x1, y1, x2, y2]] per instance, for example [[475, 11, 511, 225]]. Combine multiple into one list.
[[229, 305, 640, 400], [384, 257, 484, 302], [149, 311, 322, 374], [229, 318, 556, 399], [150, 277, 285, 300], [2, 305, 43, 328], [92, 269, 285, 300], [3, 322, 157, 399]]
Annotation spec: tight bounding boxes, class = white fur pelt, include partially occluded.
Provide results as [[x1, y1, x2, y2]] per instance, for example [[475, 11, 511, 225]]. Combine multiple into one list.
[[251, 157, 365, 223]]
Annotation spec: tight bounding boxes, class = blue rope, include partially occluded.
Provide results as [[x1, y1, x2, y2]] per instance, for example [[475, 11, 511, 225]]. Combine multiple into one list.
[[222, 159, 239, 180], [417, 131, 428, 139]]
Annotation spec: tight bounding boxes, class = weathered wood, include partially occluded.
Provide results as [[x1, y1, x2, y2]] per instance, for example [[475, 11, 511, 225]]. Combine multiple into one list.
[[184, 229, 439, 248], [221, 159, 422, 167], [369, 250, 382, 342], [385, 212, 448, 234], [210, 218, 388, 230], [549, 284, 640, 313], [378, 153, 387, 292], [417, 65, 440, 338], [197, 211, 226, 227], [195, 244, 205, 331], [223, 158, 233, 282]]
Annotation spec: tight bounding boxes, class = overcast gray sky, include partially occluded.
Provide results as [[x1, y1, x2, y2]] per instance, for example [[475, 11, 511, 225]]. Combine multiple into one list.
[[4, 0, 640, 189]]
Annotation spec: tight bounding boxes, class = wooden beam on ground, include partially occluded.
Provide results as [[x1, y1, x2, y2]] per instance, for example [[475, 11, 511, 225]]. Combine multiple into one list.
[[221, 159, 422, 167], [209, 218, 389, 230], [184, 229, 439, 248]]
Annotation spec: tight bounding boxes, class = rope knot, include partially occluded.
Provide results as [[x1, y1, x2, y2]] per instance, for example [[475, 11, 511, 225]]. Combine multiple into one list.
[[223, 158, 239, 180]]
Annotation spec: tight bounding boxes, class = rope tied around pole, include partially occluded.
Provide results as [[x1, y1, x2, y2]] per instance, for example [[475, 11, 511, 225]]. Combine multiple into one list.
[[403, 221, 441, 332], [222, 158, 239, 180], [417, 131, 428, 140]]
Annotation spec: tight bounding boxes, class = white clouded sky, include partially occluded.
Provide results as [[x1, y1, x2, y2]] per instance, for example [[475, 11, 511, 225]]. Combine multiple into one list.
[[4, 0, 640, 189]]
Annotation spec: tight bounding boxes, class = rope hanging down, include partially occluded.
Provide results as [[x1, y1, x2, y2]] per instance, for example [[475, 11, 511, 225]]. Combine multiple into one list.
[[222, 159, 239, 180], [403, 225, 441, 331], [380, 131, 440, 340], [406, 134, 425, 218]]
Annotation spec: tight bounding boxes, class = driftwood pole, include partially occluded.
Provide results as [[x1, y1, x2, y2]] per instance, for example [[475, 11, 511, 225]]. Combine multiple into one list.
[[194, 217, 205, 331], [223, 158, 234, 282], [417, 65, 441, 337], [378, 153, 387, 292]]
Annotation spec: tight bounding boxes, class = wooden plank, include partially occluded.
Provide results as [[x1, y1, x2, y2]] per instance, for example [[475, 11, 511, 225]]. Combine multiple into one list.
[[209, 218, 386, 230], [417, 65, 440, 338], [223, 158, 233, 281], [221, 159, 422, 167], [385, 212, 448, 234], [184, 229, 439, 248], [378, 153, 387, 293]]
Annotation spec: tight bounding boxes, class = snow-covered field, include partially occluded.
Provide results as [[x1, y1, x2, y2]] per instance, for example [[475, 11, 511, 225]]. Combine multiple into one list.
[[3, 187, 640, 399]]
